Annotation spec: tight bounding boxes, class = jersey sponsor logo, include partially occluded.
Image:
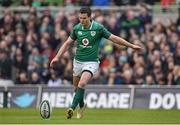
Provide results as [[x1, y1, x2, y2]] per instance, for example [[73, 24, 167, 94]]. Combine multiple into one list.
[[90, 31, 96, 36], [80, 45, 92, 48], [82, 38, 89, 46], [78, 31, 82, 35]]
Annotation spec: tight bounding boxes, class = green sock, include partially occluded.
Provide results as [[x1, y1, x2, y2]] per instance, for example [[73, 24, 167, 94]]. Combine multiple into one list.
[[74, 88, 85, 108], [79, 97, 84, 108], [70, 87, 85, 110]]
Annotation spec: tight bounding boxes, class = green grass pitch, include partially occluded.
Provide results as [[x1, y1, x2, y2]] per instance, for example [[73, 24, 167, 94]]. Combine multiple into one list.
[[0, 108, 180, 124]]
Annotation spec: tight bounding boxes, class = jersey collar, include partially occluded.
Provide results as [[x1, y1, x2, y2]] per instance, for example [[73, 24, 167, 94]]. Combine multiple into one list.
[[82, 20, 94, 30]]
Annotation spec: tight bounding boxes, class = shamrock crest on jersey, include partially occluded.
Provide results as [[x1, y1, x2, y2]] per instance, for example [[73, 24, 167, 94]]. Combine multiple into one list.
[[90, 31, 96, 36], [78, 31, 82, 35]]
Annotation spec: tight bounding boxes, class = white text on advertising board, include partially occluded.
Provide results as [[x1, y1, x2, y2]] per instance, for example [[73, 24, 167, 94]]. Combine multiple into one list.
[[42, 92, 130, 108], [149, 93, 180, 109]]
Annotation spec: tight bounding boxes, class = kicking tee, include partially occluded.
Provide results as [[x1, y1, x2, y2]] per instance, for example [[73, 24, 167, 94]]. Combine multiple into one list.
[[70, 20, 111, 62]]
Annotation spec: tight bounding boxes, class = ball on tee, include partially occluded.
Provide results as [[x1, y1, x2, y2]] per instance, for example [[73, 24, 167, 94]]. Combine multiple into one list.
[[39, 100, 52, 119]]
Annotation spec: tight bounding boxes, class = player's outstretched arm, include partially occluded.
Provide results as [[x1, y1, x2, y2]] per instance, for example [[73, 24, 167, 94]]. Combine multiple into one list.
[[50, 37, 74, 68], [108, 34, 142, 51]]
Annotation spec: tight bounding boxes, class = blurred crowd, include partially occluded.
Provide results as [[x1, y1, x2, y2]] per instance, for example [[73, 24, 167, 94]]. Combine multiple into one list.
[[1, 0, 157, 7], [1, 0, 180, 8], [0, 4, 179, 86]]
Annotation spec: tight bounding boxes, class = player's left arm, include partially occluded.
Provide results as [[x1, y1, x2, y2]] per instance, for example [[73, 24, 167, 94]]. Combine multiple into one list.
[[108, 34, 142, 51]]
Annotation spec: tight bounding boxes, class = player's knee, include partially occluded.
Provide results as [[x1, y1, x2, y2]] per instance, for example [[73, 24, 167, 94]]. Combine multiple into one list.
[[78, 81, 87, 88]]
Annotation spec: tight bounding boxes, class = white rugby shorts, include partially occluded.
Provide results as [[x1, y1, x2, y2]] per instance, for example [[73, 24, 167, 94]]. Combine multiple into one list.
[[73, 59, 99, 77]]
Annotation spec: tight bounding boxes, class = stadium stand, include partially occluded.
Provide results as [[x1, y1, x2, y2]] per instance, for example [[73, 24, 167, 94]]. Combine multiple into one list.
[[0, 1, 179, 86]]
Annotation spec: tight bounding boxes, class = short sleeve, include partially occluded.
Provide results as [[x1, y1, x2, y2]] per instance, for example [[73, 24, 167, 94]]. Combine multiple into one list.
[[70, 29, 77, 40], [101, 26, 111, 39]]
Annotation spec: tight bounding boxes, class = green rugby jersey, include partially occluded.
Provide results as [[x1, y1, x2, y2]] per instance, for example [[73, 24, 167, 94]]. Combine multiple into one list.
[[70, 20, 111, 62]]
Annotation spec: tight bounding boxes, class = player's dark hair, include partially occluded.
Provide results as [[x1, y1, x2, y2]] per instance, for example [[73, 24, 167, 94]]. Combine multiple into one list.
[[80, 7, 91, 17]]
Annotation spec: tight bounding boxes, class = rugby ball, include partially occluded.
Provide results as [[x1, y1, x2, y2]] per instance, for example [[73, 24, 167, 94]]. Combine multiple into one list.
[[39, 100, 52, 119]]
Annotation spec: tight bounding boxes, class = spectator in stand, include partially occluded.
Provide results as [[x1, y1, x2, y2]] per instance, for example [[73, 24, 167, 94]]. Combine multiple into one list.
[[119, 8, 141, 39], [177, 7, 180, 34], [0, 49, 12, 79], [39, 17, 53, 36], [55, 11, 68, 31], [0, 9, 15, 36], [138, 3, 152, 33], [29, 71, 42, 84], [134, 66, 145, 85], [106, 10, 120, 36], [144, 74, 155, 85], [21, 0, 32, 6], [47, 69, 63, 87], [41, 61, 50, 84], [15, 71, 29, 84], [40, 8, 54, 29], [161, 0, 175, 12], [12, 48, 27, 80], [172, 65, 180, 85], [122, 69, 135, 84], [174, 41, 180, 65], [28, 47, 43, 76]]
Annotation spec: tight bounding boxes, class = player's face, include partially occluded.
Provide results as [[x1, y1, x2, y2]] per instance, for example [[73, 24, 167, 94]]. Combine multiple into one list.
[[79, 13, 90, 27]]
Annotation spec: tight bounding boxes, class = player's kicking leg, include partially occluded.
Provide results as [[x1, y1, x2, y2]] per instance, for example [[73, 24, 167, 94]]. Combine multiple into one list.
[[67, 72, 91, 119], [73, 76, 87, 119]]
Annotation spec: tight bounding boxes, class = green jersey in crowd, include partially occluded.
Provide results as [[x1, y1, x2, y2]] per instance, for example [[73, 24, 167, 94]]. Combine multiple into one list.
[[70, 20, 111, 62]]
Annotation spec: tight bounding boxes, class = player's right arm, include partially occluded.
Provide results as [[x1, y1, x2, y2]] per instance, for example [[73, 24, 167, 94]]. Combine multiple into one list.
[[50, 37, 74, 68]]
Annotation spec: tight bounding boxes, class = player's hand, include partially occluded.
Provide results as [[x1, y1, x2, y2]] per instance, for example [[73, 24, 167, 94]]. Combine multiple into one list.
[[50, 57, 59, 68], [132, 44, 143, 51]]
